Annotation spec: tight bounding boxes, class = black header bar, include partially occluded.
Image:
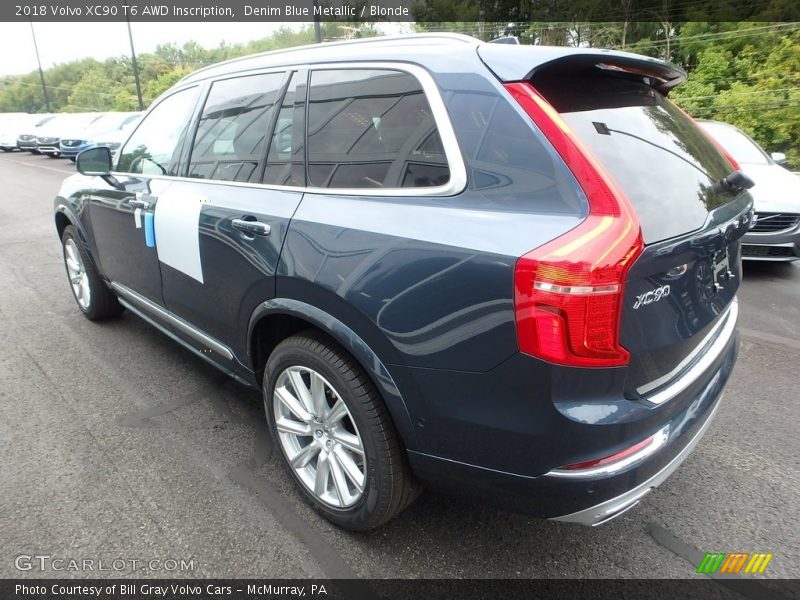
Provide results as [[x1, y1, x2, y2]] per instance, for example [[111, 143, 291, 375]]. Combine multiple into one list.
[[4, 0, 800, 22]]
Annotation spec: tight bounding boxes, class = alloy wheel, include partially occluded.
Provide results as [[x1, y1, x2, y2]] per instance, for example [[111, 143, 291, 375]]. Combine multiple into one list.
[[272, 366, 366, 508], [64, 238, 91, 310]]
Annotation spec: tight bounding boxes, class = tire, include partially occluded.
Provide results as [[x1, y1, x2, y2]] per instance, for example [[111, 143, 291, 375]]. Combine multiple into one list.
[[46, 153, 59, 159], [61, 225, 123, 320], [264, 331, 419, 531]]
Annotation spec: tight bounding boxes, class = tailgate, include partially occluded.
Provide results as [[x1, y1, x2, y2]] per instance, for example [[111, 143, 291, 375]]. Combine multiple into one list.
[[484, 46, 753, 397]]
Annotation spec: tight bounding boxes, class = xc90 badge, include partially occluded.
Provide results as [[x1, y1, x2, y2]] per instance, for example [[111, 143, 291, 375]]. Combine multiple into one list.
[[633, 285, 671, 310]]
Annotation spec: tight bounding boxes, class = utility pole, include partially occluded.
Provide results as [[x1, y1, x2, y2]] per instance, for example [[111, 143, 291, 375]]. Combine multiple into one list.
[[125, 15, 144, 110], [29, 22, 50, 112], [313, 0, 321, 43]]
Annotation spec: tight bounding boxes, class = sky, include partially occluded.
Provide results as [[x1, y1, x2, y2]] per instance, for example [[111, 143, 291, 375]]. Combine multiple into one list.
[[0, 22, 309, 76]]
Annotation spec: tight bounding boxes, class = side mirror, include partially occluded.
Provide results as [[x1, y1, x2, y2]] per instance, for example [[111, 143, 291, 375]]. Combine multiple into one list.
[[771, 152, 787, 165], [76, 146, 112, 176]]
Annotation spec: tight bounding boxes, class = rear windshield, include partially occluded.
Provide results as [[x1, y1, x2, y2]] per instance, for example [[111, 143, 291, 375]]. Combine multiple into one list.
[[535, 75, 736, 243]]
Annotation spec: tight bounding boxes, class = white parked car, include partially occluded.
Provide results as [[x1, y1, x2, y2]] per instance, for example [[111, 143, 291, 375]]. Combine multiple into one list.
[[0, 114, 53, 151], [698, 120, 800, 262]]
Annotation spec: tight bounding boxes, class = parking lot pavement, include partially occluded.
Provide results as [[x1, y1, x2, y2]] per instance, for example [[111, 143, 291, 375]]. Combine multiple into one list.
[[0, 151, 798, 581]]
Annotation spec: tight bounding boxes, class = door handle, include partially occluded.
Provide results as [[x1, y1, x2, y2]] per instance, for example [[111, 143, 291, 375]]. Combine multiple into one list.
[[232, 218, 271, 236], [130, 199, 151, 210]]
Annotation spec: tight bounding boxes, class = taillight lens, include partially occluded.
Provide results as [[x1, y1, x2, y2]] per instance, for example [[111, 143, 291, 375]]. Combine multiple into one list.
[[559, 435, 655, 470], [505, 82, 644, 368]]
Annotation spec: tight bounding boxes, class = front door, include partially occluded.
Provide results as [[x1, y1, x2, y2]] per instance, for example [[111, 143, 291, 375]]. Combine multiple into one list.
[[88, 85, 201, 304]]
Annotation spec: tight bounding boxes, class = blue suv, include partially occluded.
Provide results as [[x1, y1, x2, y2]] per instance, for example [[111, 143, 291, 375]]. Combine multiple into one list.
[[59, 112, 140, 160], [54, 34, 751, 530]]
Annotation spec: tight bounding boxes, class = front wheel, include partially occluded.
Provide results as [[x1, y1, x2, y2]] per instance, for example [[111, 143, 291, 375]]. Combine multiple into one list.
[[61, 225, 123, 320], [264, 331, 419, 530]]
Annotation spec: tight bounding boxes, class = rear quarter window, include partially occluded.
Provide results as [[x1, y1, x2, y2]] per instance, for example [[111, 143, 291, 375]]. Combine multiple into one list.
[[444, 86, 586, 214], [306, 68, 450, 189]]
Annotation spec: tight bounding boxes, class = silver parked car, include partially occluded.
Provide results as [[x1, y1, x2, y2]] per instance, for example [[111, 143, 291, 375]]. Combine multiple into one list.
[[698, 120, 800, 261]]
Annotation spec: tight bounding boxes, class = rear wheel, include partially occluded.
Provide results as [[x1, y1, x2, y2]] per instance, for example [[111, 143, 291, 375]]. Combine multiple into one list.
[[264, 331, 419, 530], [61, 225, 123, 320]]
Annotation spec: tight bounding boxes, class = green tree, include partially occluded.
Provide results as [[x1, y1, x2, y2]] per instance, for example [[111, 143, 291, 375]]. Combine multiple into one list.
[[64, 68, 121, 111], [671, 25, 800, 167]]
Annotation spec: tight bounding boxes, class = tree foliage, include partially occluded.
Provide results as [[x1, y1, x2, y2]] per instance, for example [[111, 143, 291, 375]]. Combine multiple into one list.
[[412, 18, 798, 167], [0, 22, 374, 113], [0, 19, 797, 167]]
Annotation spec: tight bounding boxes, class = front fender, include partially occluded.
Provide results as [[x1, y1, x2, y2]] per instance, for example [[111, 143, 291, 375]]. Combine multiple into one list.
[[247, 298, 419, 451], [54, 200, 89, 246]]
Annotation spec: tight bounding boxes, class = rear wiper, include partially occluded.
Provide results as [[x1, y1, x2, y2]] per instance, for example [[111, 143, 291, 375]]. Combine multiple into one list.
[[711, 170, 755, 196], [593, 121, 755, 196], [593, 121, 710, 179]]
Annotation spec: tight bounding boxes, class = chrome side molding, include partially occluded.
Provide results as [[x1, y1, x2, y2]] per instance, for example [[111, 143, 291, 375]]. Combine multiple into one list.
[[110, 282, 234, 360]]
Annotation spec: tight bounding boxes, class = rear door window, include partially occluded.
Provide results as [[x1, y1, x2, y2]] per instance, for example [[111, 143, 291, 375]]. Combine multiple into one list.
[[262, 72, 305, 187], [188, 72, 285, 183], [306, 68, 450, 189]]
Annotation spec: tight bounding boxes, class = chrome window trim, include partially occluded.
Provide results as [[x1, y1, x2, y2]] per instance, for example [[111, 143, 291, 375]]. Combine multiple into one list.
[[643, 298, 738, 406], [110, 282, 234, 360], [111, 61, 467, 198]]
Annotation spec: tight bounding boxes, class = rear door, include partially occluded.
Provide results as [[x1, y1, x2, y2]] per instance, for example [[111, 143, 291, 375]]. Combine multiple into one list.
[[531, 70, 752, 399], [158, 70, 306, 358]]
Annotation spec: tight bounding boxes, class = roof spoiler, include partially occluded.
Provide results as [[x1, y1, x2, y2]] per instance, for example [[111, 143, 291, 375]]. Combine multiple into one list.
[[478, 45, 686, 94]]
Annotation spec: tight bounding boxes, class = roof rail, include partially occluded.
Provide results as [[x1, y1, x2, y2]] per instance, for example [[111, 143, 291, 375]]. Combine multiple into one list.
[[179, 33, 481, 84]]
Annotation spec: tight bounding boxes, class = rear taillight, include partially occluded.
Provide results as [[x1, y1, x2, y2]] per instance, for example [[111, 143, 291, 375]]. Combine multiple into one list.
[[504, 82, 643, 368]]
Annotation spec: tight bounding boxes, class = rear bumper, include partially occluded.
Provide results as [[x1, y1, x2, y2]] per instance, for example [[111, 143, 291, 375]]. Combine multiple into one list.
[[551, 394, 722, 525], [403, 307, 739, 523]]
